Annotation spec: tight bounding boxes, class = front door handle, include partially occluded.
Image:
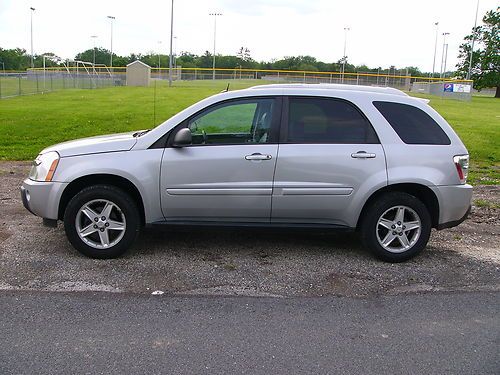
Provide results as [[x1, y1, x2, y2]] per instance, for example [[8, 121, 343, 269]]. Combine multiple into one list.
[[245, 153, 272, 161], [351, 151, 376, 159]]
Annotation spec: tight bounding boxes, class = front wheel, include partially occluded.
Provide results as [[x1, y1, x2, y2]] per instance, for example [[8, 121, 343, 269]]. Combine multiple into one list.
[[360, 192, 431, 262], [64, 185, 140, 259]]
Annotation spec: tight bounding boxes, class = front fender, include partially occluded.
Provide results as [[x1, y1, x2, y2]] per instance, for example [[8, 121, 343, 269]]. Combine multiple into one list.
[[53, 149, 164, 223]]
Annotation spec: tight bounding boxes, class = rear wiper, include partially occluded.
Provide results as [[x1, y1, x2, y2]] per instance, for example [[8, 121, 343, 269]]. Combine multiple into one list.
[[133, 129, 151, 137]]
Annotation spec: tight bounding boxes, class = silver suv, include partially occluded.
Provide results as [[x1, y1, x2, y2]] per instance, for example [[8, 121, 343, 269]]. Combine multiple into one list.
[[21, 84, 472, 262]]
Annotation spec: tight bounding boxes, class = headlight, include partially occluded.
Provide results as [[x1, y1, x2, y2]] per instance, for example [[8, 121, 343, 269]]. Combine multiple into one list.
[[29, 151, 60, 182]]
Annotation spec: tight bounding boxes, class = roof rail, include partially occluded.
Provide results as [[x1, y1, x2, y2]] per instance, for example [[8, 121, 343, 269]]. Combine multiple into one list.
[[249, 83, 408, 96]]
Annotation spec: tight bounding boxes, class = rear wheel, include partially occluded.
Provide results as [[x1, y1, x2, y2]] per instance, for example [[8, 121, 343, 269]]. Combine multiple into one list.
[[64, 185, 140, 259], [360, 192, 431, 262]]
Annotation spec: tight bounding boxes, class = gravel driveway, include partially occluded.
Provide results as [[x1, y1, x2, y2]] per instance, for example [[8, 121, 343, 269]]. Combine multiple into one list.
[[1, 161, 499, 297]]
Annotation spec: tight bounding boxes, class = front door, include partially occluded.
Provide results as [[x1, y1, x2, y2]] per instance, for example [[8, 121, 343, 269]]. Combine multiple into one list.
[[160, 97, 280, 223]]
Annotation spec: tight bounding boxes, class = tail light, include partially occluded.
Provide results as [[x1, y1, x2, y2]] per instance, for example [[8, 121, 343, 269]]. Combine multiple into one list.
[[453, 155, 469, 184]]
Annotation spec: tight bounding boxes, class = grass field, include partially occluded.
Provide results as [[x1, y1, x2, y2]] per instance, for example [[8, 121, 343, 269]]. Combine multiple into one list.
[[0, 80, 498, 184]]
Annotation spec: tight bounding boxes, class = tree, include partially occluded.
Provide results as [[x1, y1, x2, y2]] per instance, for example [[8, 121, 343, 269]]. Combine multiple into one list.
[[456, 7, 499, 97], [0, 48, 30, 70], [176, 52, 197, 68], [75, 48, 115, 65], [33, 52, 60, 68], [195, 51, 212, 68]]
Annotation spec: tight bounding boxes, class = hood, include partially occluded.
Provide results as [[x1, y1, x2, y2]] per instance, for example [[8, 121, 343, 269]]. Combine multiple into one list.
[[41, 131, 139, 157]]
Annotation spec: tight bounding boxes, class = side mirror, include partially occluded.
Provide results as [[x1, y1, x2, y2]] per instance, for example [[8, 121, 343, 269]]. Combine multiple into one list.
[[172, 128, 192, 147]]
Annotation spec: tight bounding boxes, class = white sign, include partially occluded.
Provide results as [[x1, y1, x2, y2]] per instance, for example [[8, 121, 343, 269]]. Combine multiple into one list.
[[453, 84, 471, 93]]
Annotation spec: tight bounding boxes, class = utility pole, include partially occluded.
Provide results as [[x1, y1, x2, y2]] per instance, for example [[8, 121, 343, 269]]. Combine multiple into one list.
[[431, 22, 439, 78], [168, 0, 174, 87], [466, 0, 480, 80], [30, 7, 35, 68], [107, 16, 115, 68], [210, 12, 222, 80]]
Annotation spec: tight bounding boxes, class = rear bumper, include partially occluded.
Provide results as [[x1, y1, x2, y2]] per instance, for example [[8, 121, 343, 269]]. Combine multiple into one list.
[[20, 179, 68, 221], [436, 205, 471, 230], [431, 184, 473, 229]]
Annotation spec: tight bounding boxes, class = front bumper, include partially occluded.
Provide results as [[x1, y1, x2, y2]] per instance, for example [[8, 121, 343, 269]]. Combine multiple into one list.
[[20, 179, 68, 221], [431, 184, 473, 230]]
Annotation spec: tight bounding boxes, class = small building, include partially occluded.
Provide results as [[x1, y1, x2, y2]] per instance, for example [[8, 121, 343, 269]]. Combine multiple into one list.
[[126, 60, 151, 87]]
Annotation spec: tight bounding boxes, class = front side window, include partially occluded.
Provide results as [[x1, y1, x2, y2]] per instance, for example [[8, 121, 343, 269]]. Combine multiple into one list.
[[373, 101, 451, 145], [185, 98, 275, 145], [286, 97, 379, 144]]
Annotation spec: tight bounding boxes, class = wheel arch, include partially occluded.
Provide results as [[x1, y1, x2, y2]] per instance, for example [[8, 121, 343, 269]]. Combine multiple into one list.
[[58, 174, 146, 225], [356, 183, 439, 229]]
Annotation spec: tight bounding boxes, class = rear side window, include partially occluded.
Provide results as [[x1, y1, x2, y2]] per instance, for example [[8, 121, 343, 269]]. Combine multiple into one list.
[[373, 101, 450, 145], [286, 97, 379, 144]]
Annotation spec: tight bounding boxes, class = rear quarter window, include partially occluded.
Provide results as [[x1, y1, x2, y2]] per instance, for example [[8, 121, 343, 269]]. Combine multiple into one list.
[[373, 101, 451, 145]]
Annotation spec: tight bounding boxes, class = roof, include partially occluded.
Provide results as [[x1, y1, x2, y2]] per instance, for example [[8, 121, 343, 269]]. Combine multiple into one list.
[[126, 60, 151, 68], [248, 83, 408, 97]]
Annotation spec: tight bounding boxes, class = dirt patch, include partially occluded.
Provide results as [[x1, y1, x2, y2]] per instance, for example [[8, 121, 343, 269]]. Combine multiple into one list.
[[0, 161, 498, 297]]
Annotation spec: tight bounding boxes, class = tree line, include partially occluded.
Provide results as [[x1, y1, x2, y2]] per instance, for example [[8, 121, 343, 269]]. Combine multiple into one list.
[[0, 46, 428, 77]]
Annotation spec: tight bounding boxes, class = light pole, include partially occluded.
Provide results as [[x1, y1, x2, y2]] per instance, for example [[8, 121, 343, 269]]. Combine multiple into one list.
[[168, 0, 174, 87], [466, 0, 480, 80], [30, 7, 35, 68], [443, 41, 449, 79], [173, 36, 178, 68], [341, 27, 350, 84], [158, 41, 162, 79], [107, 16, 115, 68], [440, 32, 450, 79], [209, 12, 222, 80], [431, 22, 439, 78], [91, 35, 98, 65]]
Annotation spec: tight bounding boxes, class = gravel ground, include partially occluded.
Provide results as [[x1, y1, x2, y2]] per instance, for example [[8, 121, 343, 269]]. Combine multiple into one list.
[[0, 161, 499, 297]]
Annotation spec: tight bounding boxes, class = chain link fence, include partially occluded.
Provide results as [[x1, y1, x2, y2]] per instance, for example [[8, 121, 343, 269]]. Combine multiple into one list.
[[1, 67, 474, 101], [156, 67, 473, 100], [0, 70, 124, 99]]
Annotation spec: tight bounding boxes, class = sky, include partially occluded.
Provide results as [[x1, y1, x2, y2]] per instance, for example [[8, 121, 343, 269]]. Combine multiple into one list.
[[0, 0, 497, 72]]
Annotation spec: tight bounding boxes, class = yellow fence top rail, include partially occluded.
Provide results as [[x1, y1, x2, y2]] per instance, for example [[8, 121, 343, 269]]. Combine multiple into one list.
[[27, 67, 473, 83]]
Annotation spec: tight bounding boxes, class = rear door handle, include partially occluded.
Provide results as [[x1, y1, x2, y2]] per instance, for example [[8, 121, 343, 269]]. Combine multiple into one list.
[[245, 153, 272, 161], [351, 151, 376, 159]]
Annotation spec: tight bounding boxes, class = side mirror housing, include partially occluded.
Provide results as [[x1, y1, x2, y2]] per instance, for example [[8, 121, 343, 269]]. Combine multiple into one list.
[[172, 128, 192, 147]]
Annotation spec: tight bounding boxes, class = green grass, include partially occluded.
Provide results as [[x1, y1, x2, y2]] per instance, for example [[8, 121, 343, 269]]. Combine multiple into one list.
[[474, 199, 500, 209], [0, 80, 498, 184]]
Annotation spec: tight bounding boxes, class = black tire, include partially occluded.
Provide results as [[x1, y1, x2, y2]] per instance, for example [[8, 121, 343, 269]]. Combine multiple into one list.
[[360, 192, 432, 263], [64, 185, 140, 259]]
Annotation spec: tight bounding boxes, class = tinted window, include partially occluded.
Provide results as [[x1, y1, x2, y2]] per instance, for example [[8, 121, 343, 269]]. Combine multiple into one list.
[[186, 98, 274, 145], [287, 97, 378, 144], [373, 101, 451, 145]]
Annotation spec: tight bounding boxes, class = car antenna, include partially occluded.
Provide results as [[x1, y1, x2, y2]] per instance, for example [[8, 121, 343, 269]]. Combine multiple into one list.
[[221, 83, 230, 93]]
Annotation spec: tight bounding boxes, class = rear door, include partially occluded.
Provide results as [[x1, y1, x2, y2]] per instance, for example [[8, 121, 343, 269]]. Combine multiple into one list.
[[271, 96, 387, 227], [160, 97, 281, 222]]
